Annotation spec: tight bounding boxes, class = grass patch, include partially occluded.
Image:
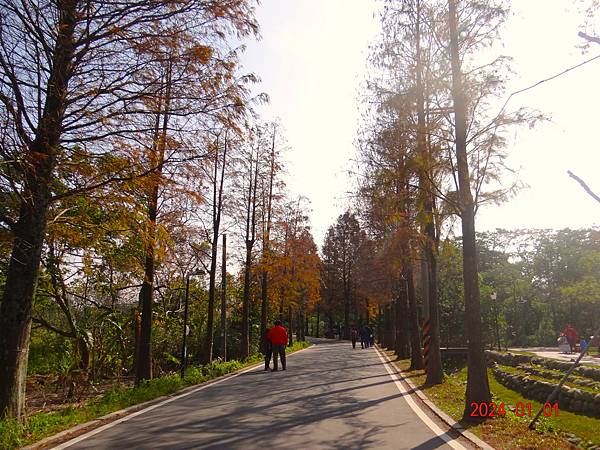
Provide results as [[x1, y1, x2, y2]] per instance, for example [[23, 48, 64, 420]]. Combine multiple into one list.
[[384, 349, 599, 449], [507, 350, 538, 357], [0, 341, 311, 449], [500, 364, 600, 394]]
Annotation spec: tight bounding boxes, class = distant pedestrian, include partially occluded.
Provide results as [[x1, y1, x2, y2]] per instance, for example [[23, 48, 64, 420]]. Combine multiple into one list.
[[365, 325, 374, 347], [350, 326, 358, 349], [360, 326, 365, 349], [557, 333, 570, 353], [269, 320, 288, 371], [580, 337, 588, 353], [361, 326, 370, 349], [563, 324, 579, 353], [264, 325, 273, 371]]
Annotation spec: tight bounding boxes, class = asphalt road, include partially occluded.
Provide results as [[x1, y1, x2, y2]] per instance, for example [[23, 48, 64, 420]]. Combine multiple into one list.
[[56, 339, 471, 450]]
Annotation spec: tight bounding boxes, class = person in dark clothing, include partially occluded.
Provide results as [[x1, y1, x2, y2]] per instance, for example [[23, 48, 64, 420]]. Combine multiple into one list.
[[350, 326, 358, 349], [367, 325, 374, 347], [264, 326, 273, 371], [361, 326, 370, 349], [269, 320, 288, 371]]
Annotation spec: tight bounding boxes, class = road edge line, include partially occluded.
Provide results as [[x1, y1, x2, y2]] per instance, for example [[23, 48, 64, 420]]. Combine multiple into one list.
[[25, 344, 315, 450], [375, 346, 494, 450]]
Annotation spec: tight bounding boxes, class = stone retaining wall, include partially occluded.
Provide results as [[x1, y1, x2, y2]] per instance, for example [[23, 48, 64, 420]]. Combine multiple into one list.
[[486, 350, 600, 382], [491, 364, 600, 417], [518, 365, 600, 390]]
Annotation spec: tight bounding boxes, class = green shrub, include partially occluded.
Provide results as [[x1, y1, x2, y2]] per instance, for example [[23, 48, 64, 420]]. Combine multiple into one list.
[[0, 416, 22, 449]]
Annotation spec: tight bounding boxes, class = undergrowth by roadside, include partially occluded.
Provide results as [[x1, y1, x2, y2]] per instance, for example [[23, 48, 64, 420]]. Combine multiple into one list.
[[386, 350, 600, 450], [0, 341, 310, 449]]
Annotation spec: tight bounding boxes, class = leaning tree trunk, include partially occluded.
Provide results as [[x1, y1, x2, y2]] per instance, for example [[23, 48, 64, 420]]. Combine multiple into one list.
[[0, 1, 77, 419], [448, 0, 491, 417]]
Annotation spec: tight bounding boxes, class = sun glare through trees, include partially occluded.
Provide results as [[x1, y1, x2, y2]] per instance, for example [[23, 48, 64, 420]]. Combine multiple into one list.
[[1, 1, 600, 449]]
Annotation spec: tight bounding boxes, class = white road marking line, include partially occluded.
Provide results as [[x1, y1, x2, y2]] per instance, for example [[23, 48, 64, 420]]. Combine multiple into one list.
[[374, 347, 468, 450], [52, 345, 315, 449]]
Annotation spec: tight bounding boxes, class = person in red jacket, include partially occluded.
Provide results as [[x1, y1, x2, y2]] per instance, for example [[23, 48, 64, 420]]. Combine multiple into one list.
[[563, 324, 580, 353], [268, 320, 288, 371]]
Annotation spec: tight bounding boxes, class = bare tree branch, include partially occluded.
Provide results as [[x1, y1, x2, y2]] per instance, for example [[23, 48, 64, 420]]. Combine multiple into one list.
[[579, 31, 600, 46], [568, 170, 600, 204], [31, 317, 75, 338]]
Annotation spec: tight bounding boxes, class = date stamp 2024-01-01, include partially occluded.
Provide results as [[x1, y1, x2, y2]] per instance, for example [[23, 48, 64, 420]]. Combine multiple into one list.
[[468, 402, 559, 418]]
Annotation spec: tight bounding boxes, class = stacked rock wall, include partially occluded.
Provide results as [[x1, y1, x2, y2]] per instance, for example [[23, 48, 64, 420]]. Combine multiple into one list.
[[486, 351, 600, 416]]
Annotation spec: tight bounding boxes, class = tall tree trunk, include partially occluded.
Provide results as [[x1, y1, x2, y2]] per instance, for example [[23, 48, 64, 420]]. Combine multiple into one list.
[[407, 269, 424, 370], [204, 132, 228, 364], [241, 138, 259, 359], [412, 0, 437, 378], [220, 234, 227, 361], [136, 57, 172, 384], [396, 289, 410, 358], [205, 240, 218, 364], [137, 247, 155, 383], [385, 304, 393, 348], [241, 241, 252, 358], [448, 0, 491, 416], [0, 1, 77, 419], [377, 305, 382, 344], [260, 130, 276, 353], [425, 245, 443, 383], [296, 309, 303, 342], [260, 270, 268, 351]]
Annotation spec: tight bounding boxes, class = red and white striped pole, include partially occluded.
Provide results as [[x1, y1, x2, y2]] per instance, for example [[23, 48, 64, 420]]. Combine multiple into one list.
[[422, 316, 431, 374]]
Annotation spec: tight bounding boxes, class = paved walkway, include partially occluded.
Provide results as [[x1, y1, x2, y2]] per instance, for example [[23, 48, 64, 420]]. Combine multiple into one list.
[[54, 339, 474, 449], [509, 347, 600, 366]]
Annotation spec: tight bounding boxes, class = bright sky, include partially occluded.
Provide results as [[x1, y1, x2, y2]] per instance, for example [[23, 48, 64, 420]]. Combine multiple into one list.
[[240, 0, 600, 246]]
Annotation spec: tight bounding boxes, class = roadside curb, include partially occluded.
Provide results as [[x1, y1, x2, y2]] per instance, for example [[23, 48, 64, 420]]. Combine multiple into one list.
[[23, 344, 314, 450], [376, 346, 495, 450]]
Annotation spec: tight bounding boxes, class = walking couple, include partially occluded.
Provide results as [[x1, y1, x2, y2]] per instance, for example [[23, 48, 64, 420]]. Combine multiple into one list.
[[264, 320, 288, 371]]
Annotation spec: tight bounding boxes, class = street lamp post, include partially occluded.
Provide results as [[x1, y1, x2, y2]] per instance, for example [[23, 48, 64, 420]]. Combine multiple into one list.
[[181, 269, 205, 378], [491, 291, 500, 351]]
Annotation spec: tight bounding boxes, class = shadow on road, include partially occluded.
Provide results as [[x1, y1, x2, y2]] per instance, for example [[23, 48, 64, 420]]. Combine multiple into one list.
[[67, 339, 453, 450]]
